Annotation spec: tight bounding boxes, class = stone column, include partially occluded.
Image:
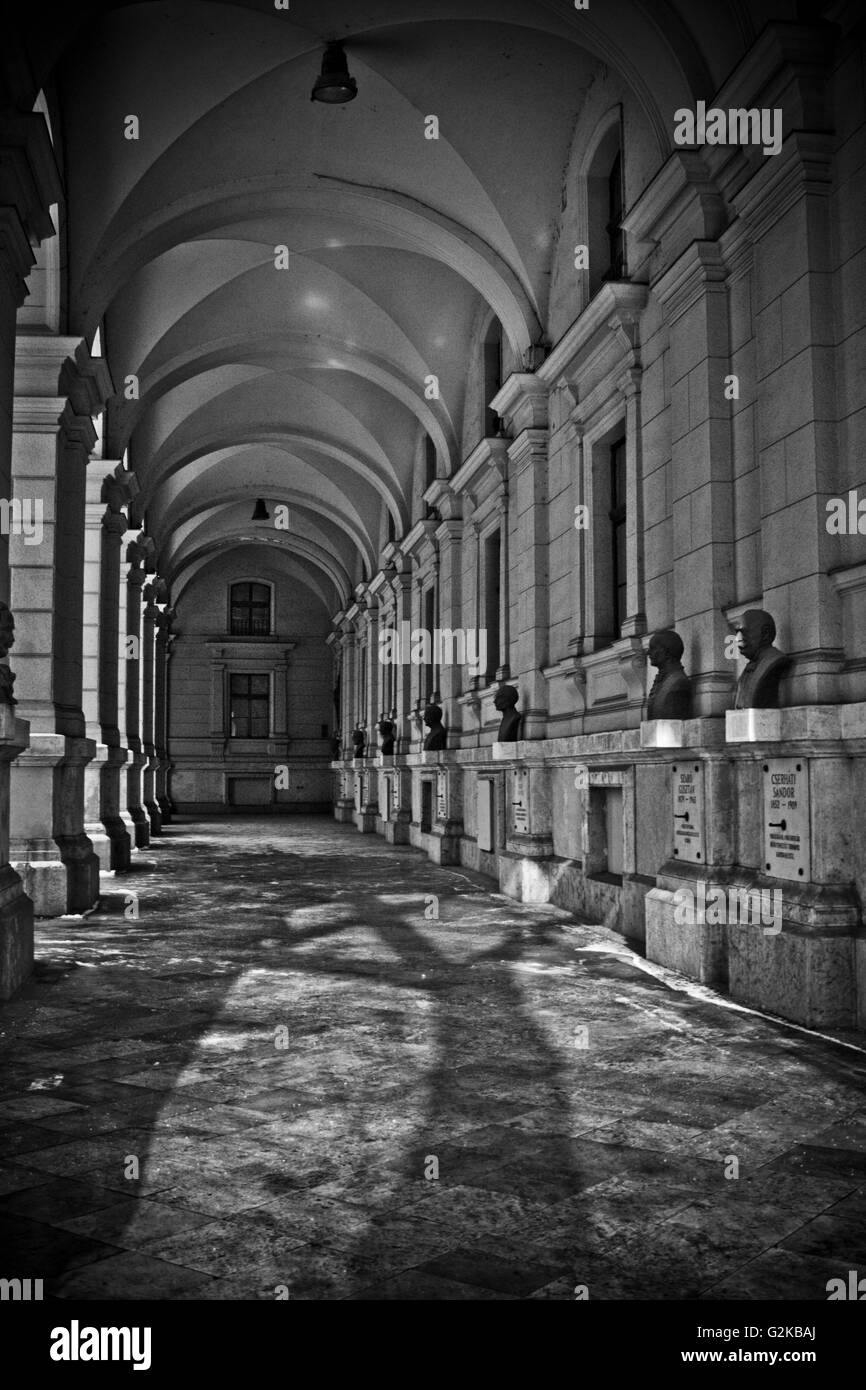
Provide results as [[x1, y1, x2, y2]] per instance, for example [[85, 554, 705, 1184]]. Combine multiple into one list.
[[497, 377, 551, 736], [428, 479, 464, 723], [124, 536, 150, 848], [141, 582, 162, 835], [363, 597, 379, 739], [82, 459, 114, 873], [0, 112, 58, 990], [98, 470, 135, 867], [733, 132, 841, 704], [655, 243, 735, 716], [154, 605, 173, 822], [10, 337, 110, 915], [390, 562, 413, 754]]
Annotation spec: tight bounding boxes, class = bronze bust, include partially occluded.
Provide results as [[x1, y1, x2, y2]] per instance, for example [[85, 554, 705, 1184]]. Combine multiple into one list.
[[0, 602, 17, 706], [494, 684, 522, 741], [352, 727, 366, 759], [733, 610, 789, 710], [423, 703, 447, 751], [378, 719, 396, 755], [646, 629, 692, 720]]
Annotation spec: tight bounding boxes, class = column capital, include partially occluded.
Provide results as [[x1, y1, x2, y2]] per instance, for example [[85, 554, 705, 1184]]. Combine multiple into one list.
[[0, 113, 61, 245], [731, 131, 833, 244], [425, 478, 462, 521], [653, 240, 727, 325], [15, 336, 113, 415], [101, 461, 140, 512], [0, 207, 36, 302], [59, 401, 98, 453], [491, 373, 549, 434], [507, 427, 548, 472]]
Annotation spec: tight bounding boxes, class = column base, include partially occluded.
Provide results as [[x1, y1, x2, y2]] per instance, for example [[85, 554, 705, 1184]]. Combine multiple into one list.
[[728, 923, 855, 1029], [145, 800, 163, 836], [0, 864, 34, 1000], [11, 852, 68, 919], [101, 814, 132, 872], [128, 807, 151, 849], [383, 810, 411, 845], [55, 833, 100, 914], [645, 885, 727, 987]]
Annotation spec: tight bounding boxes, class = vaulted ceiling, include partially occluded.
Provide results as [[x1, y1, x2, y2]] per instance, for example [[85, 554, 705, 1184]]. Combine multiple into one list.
[[25, 0, 780, 614]]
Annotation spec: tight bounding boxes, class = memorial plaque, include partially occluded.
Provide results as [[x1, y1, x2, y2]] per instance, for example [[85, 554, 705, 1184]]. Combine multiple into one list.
[[391, 776, 400, 819], [355, 775, 364, 813], [762, 759, 810, 881], [671, 763, 705, 864], [512, 768, 529, 834], [436, 771, 447, 821], [477, 780, 494, 852]]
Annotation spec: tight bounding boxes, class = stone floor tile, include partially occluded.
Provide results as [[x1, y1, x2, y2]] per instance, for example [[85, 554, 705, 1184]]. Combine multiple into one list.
[[1, 816, 864, 1301]]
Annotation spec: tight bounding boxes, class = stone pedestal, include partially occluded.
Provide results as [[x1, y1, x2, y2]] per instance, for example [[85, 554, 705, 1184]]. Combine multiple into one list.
[[83, 741, 114, 874], [0, 705, 33, 998], [11, 733, 99, 916]]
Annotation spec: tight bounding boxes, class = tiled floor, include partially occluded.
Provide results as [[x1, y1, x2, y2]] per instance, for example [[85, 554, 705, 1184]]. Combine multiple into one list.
[[1, 817, 864, 1300]]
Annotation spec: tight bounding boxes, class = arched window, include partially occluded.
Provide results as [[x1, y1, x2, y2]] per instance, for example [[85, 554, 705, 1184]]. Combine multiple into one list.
[[230, 582, 271, 636], [605, 150, 625, 282], [584, 110, 626, 301], [483, 317, 504, 438]]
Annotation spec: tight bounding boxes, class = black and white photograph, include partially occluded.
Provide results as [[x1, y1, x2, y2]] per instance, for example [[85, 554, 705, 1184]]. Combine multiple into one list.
[[0, 0, 865, 1357]]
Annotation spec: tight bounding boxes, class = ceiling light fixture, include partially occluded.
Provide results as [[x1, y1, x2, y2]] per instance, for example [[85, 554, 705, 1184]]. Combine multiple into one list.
[[251, 498, 270, 521], [311, 41, 357, 104]]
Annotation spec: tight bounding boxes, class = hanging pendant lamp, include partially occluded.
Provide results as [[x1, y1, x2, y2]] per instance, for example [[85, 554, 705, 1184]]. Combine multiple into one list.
[[311, 42, 357, 104]]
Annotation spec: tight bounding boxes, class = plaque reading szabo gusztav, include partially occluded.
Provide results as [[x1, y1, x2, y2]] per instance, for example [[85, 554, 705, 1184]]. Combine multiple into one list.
[[763, 758, 811, 881], [512, 768, 529, 833], [672, 763, 705, 863]]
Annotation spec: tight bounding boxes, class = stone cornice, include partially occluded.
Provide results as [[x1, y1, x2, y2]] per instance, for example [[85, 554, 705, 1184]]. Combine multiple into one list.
[[653, 241, 727, 324], [507, 428, 549, 471], [0, 112, 62, 243], [425, 478, 462, 520], [401, 518, 439, 560], [536, 283, 649, 388], [491, 373, 549, 434], [449, 437, 510, 501], [732, 131, 833, 244], [621, 153, 728, 282], [0, 207, 36, 294], [15, 335, 114, 415]]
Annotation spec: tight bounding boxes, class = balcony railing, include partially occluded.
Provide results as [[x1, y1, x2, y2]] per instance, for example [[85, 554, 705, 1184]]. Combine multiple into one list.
[[230, 616, 271, 637]]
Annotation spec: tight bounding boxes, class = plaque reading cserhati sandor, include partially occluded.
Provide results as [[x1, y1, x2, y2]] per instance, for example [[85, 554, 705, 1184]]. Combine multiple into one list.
[[672, 763, 705, 864], [436, 770, 447, 821], [762, 758, 811, 881]]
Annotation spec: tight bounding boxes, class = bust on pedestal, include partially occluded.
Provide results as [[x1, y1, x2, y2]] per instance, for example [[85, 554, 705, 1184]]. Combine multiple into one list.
[[423, 704, 447, 751], [494, 684, 522, 741], [0, 603, 17, 706], [733, 610, 789, 709], [646, 629, 692, 720], [378, 719, 396, 755], [352, 727, 366, 760]]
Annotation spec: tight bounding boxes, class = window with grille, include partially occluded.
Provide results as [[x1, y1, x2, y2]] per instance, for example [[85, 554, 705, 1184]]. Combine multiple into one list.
[[484, 529, 501, 682], [609, 438, 627, 639], [604, 149, 625, 282], [229, 673, 270, 738], [230, 582, 271, 636]]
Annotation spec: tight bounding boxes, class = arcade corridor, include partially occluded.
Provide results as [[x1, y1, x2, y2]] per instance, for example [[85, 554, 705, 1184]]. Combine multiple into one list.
[[1, 820, 864, 1301]]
